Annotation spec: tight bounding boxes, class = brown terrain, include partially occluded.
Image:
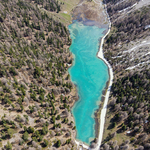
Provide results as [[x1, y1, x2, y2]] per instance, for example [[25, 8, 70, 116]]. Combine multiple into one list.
[[73, 0, 108, 27]]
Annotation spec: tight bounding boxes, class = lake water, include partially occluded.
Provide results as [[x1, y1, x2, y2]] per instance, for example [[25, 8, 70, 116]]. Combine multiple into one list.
[[68, 21, 109, 145]]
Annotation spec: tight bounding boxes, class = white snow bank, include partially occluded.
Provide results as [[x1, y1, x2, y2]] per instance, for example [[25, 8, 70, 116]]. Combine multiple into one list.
[[63, 11, 67, 14], [118, 3, 137, 13], [125, 60, 150, 70], [145, 25, 150, 29]]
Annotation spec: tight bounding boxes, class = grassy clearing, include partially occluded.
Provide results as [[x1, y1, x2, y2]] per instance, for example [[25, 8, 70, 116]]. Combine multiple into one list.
[[38, 0, 80, 25], [57, 0, 80, 24], [8, 128, 17, 135], [60, 13, 71, 21], [58, 0, 80, 12]]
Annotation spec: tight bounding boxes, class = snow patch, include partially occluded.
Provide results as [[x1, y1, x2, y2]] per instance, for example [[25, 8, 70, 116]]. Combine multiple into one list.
[[63, 11, 67, 14], [145, 25, 150, 30], [115, 0, 126, 5], [123, 41, 150, 53], [118, 3, 137, 13], [112, 55, 124, 59], [125, 60, 150, 70]]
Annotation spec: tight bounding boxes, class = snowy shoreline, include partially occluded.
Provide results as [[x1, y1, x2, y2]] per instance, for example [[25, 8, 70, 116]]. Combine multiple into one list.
[[96, 6, 113, 148]]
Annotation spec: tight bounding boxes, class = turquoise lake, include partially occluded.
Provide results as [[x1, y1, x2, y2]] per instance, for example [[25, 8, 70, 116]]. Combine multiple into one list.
[[68, 21, 109, 145]]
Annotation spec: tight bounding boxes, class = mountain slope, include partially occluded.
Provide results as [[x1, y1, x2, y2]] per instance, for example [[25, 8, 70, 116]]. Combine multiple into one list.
[[0, 0, 79, 149], [101, 0, 150, 149]]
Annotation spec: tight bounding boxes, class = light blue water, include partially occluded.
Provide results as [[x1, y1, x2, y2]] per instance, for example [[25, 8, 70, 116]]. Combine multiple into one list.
[[68, 21, 109, 145]]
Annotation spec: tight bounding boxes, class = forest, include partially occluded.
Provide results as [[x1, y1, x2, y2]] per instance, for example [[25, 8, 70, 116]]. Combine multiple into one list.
[[0, 0, 77, 149], [101, 0, 150, 149], [105, 5, 150, 50], [28, 0, 62, 13]]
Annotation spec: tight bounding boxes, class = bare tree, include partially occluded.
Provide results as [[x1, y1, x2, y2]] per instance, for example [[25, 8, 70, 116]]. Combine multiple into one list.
[[144, 143, 150, 149], [114, 145, 119, 150], [32, 141, 38, 148], [120, 144, 129, 150], [103, 143, 110, 150], [136, 146, 144, 150], [109, 98, 116, 107], [115, 104, 121, 111], [128, 107, 134, 113]]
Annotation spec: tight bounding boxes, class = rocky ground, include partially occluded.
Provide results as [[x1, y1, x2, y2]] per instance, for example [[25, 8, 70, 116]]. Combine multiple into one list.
[[73, 0, 108, 27]]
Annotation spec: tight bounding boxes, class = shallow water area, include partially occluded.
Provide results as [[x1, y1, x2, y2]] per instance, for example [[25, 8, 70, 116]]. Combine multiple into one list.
[[68, 21, 109, 145]]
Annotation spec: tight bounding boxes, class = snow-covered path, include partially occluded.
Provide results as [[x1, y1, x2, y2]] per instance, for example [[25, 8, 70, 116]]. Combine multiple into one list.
[[96, 4, 113, 149], [118, 2, 137, 13], [135, 0, 150, 10], [123, 41, 150, 54], [125, 60, 150, 70]]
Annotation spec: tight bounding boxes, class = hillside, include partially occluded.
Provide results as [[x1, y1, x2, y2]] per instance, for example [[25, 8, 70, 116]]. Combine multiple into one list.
[[0, 0, 80, 149], [28, 0, 80, 25], [101, 0, 150, 150]]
